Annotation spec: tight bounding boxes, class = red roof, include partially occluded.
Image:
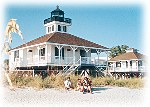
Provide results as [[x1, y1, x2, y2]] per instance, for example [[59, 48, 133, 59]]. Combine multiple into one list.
[[12, 32, 108, 50], [109, 52, 145, 61]]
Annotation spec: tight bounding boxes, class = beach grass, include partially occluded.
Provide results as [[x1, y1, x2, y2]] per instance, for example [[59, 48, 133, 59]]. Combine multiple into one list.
[[7, 73, 144, 89], [92, 77, 144, 89]]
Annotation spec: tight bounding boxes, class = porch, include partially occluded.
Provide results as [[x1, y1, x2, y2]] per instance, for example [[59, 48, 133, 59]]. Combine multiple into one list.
[[108, 66, 146, 72], [11, 41, 110, 74], [16, 56, 93, 67]]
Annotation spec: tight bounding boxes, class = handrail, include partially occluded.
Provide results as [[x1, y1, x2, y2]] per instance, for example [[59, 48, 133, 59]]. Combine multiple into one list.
[[63, 60, 73, 71], [108, 66, 146, 72], [64, 57, 81, 75], [25, 56, 93, 67]]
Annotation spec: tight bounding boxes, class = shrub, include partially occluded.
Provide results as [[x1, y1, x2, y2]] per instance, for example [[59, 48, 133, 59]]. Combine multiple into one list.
[[52, 75, 65, 88], [7, 72, 144, 89], [125, 78, 144, 89], [43, 76, 52, 88], [92, 77, 114, 86], [115, 79, 126, 87], [69, 75, 80, 88], [30, 76, 43, 89], [113, 78, 144, 88]]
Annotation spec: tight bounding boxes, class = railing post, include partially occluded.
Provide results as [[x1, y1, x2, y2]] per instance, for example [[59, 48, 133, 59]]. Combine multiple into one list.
[[58, 46, 61, 65], [70, 46, 77, 65], [73, 49, 75, 64], [80, 56, 81, 65]]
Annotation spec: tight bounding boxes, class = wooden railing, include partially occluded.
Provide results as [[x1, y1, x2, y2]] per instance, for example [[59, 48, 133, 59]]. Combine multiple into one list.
[[108, 66, 146, 72], [16, 56, 95, 67]]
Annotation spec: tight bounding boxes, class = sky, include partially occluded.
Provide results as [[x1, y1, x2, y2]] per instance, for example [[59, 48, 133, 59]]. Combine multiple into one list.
[[0, 1, 150, 106], [4, 4, 142, 54], [1, 1, 150, 106]]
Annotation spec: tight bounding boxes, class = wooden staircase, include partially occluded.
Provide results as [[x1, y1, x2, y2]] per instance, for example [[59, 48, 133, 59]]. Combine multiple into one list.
[[56, 58, 81, 76]]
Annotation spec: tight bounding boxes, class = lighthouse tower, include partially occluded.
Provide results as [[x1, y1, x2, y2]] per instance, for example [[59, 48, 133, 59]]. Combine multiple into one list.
[[44, 6, 72, 34]]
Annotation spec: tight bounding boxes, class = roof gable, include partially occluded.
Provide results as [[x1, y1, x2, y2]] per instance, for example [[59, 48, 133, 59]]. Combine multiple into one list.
[[109, 52, 145, 61]]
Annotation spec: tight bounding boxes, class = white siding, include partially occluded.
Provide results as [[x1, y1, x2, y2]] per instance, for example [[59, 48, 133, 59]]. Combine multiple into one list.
[[132, 60, 138, 70], [23, 49, 27, 67], [47, 44, 52, 62], [19, 49, 23, 67], [9, 44, 93, 69]]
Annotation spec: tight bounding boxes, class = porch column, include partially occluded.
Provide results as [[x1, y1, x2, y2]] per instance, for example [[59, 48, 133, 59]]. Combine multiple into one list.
[[70, 46, 78, 64], [127, 60, 130, 71], [113, 62, 116, 72], [45, 44, 48, 64], [56, 45, 63, 65], [84, 48, 90, 64], [96, 49, 101, 65], [136, 60, 138, 71]]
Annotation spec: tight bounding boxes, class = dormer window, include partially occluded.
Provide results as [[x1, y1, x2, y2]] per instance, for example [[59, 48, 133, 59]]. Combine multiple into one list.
[[63, 26, 67, 32], [58, 25, 61, 31], [52, 25, 54, 31], [48, 27, 51, 33]]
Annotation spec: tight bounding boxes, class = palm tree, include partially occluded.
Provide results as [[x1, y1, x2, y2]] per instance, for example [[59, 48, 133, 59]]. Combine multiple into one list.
[[109, 45, 129, 58]]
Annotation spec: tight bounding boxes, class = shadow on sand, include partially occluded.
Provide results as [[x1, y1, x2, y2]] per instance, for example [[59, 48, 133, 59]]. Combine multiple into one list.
[[92, 87, 112, 94]]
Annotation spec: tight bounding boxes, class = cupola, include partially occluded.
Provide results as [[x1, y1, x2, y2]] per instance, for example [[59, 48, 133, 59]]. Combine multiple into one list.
[[44, 6, 72, 34]]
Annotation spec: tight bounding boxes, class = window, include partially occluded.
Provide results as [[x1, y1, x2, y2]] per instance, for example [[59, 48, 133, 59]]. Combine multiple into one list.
[[14, 50, 19, 61], [116, 62, 121, 67], [52, 25, 54, 31], [138, 60, 143, 66], [55, 47, 59, 56], [55, 47, 64, 58], [28, 50, 32, 52], [130, 61, 132, 66], [48, 27, 50, 33], [67, 49, 71, 51], [62, 48, 64, 58], [80, 50, 86, 57], [63, 26, 67, 32], [48, 27, 51, 33], [39, 48, 45, 56], [58, 25, 61, 31], [126, 61, 128, 68]]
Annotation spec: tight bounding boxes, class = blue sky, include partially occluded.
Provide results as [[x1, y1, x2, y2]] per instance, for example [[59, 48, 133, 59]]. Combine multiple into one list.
[[5, 4, 142, 53]]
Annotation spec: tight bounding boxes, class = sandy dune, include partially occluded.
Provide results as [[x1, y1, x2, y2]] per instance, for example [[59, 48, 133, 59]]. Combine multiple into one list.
[[1, 86, 145, 107]]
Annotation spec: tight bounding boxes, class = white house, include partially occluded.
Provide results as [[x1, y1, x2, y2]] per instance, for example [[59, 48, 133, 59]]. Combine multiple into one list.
[[108, 48, 145, 74], [9, 6, 109, 75]]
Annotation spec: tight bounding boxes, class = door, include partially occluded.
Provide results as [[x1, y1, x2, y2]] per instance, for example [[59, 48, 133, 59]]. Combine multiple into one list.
[[80, 50, 87, 64]]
